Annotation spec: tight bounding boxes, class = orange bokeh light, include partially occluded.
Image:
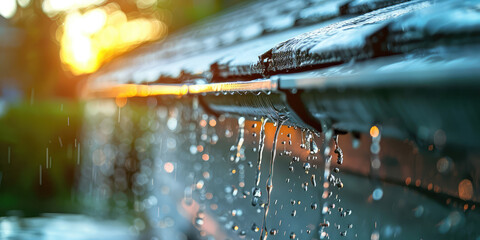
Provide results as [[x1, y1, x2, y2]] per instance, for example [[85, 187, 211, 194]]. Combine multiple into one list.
[[370, 125, 380, 138], [60, 3, 167, 75]]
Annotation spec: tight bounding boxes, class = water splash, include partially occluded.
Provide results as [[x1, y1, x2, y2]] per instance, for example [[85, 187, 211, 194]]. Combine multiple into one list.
[[260, 117, 286, 240], [252, 117, 268, 206]]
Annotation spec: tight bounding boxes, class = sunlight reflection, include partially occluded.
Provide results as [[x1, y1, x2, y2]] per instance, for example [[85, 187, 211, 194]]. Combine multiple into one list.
[[59, 3, 167, 75], [0, 0, 17, 19]]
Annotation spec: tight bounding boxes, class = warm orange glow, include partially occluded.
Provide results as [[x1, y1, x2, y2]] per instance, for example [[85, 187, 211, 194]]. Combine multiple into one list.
[[163, 162, 174, 173], [205, 193, 213, 200], [405, 177, 411, 185], [458, 179, 474, 200], [370, 125, 380, 138], [88, 83, 189, 99], [202, 154, 209, 161], [415, 179, 421, 187], [209, 119, 217, 127], [60, 3, 167, 75], [150, 85, 188, 96], [188, 80, 277, 94], [115, 96, 127, 108], [196, 180, 204, 189], [86, 80, 279, 99]]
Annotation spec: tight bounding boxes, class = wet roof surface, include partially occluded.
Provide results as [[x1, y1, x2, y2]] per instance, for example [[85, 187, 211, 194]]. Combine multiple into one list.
[[88, 0, 480, 86]]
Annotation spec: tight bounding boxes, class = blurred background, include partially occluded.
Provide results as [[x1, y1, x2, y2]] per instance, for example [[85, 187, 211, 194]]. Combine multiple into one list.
[[0, 0, 242, 99], [1, 0, 480, 239], [0, 0, 241, 236]]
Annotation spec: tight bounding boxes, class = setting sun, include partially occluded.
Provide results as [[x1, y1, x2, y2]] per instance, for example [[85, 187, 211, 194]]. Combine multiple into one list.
[[59, 4, 167, 75]]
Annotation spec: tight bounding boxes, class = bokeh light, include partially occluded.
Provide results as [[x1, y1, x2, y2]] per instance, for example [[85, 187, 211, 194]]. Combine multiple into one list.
[[42, 0, 106, 16], [59, 3, 167, 75], [0, 0, 17, 19]]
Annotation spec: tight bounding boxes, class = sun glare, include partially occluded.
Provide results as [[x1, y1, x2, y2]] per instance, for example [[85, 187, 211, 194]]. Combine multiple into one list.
[[59, 3, 167, 75], [0, 0, 17, 19]]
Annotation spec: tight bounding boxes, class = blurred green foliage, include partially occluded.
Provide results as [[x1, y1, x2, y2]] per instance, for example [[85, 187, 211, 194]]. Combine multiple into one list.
[[0, 101, 83, 216]]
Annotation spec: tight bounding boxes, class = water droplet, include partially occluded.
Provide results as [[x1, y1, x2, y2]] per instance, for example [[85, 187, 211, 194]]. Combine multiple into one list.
[[195, 217, 204, 227], [333, 135, 344, 165], [302, 182, 308, 191], [320, 221, 330, 227], [311, 174, 317, 187], [372, 187, 383, 200], [252, 223, 260, 232], [303, 163, 311, 174]]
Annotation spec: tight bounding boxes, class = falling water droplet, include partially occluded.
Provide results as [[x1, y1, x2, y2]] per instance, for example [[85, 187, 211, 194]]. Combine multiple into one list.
[[333, 135, 343, 165], [195, 217, 204, 227], [260, 117, 286, 240], [306, 131, 319, 154], [230, 117, 246, 163], [311, 174, 317, 187], [253, 117, 268, 206], [302, 182, 308, 191]]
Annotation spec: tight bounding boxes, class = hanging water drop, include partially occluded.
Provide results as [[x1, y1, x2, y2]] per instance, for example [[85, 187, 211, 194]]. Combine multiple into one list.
[[303, 162, 311, 174], [333, 134, 344, 165], [306, 131, 319, 154], [252, 223, 260, 232]]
